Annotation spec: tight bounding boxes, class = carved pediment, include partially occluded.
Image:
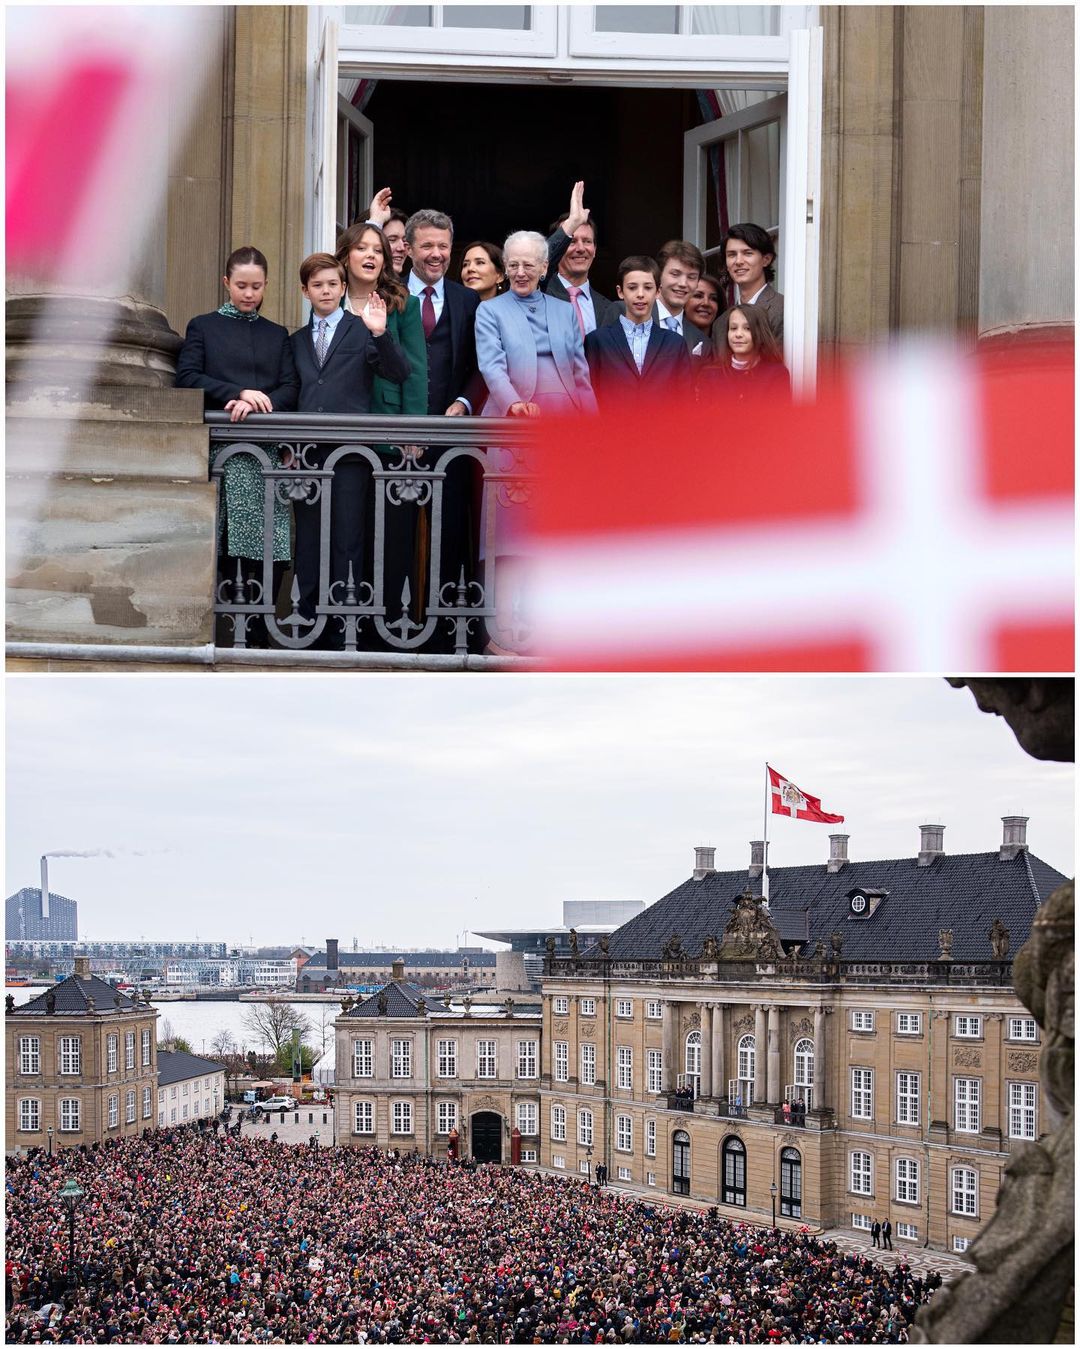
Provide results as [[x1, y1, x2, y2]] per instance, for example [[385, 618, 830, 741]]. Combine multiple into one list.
[[788, 1016, 814, 1043], [719, 888, 786, 962]]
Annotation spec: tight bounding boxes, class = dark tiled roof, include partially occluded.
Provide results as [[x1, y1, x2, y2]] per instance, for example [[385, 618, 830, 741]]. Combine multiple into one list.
[[304, 950, 496, 971], [604, 850, 1066, 964], [13, 974, 152, 1017], [343, 981, 428, 1019], [157, 1048, 226, 1086]]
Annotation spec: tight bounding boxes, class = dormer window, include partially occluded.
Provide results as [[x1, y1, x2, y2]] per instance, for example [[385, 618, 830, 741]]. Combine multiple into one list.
[[850, 894, 867, 915], [846, 887, 888, 919]]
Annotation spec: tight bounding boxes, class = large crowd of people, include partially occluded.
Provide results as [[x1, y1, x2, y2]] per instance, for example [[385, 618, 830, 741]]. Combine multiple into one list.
[[6, 1128, 940, 1344]]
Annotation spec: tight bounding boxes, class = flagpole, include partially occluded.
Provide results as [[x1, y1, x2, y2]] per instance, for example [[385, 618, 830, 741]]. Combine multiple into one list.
[[762, 762, 770, 906]]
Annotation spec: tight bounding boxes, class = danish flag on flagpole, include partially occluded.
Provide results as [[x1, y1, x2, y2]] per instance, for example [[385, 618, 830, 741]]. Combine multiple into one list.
[[768, 766, 844, 824]]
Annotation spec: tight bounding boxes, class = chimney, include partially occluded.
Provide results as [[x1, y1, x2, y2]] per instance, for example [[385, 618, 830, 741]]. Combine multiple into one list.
[[40, 856, 50, 920], [391, 958, 405, 981], [1000, 815, 1029, 861], [326, 938, 339, 972], [918, 823, 945, 867], [827, 834, 850, 873], [748, 840, 766, 879], [693, 846, 716, 880], [73, 955, 91, 979]]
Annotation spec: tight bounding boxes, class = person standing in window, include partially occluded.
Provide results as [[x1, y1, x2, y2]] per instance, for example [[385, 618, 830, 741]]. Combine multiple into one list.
[[460, 242, 507, 303], [715, 222, 784, 341], [699, 304, 790, 401]]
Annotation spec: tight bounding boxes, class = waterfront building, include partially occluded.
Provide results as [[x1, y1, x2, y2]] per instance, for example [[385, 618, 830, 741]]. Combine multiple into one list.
[[478, 899, 647, 989], [4, 957, 159, 1152], [333, 960, 542, 1162], [5, 888, 78, 942], [539, 818, 1063, 1254], [156, 1049, 226, 1127], [163, 956, 297, 988], [300, 941, 496, 993], [5, 939, 229, 983]]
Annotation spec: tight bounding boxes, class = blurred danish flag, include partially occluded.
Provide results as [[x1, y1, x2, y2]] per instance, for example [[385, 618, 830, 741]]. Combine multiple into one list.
[[528, 341, 1073, 672]]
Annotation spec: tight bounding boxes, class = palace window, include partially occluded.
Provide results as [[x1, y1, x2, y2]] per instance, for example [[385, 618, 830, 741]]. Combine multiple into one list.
[[553, 996, 569, 1015], [554, 1041, 569, 1082], [851, 1068, 873, 1120], [580, 1042, 596, 1086], [106, 1034, 118, 1072], [851, 1010, 875, 1032], [578, 1109, 594, 1146], [616, 1046, 633, 1090], [721, 1135, 745, 1206], [616, 999, 633, 1019], [615, 1114, 632, 1152], [896, 1013, 922, 1035], [780, 1147, 802, 1218], [142, 1028, 152, 1066], [951, 1166, 978, 1216], [953, 1236, 970, 1253], [125, 1032, 136, 1070], [126, 1090, 136, 1123], [516, 1102, 538, 1135], [617, 1165, 631, 1181], [896, 1072, 920, 1125], [672, 1129, 691, 1196], [59, 1036, 82, 1075], [954, 1078, 981, 1133], [60, 1098, 81, 1132], [954, 1015, 982, 1038], [551, 1104, 566, 1142], [895, 1157, 919, 1204], [392, 1100, 413, 1134], [19, 1036, 40, 1075], [391, 1038, 412, 1079], [852, 1214, 872, 1231], [580, 998, 596, 1017], [354, 1101, 374, 1134], [18, 1099, 40, 1132], [850, 1150, 872, 1195], [108, 1094, 119, 1129], [1008, 1081, 1037, 1139], [437, 1039, 457, 1078], [142, 1086, 153, 1118], [645, 1118, 656, 1157], [437, 1101, 458, 1135], [646, 1000, 663, 1020], [517, 1040, 538, 1079], [897, 1222, 919, 1240], [684, 1031, 702, 1097], [647, 1049, 663, 1095], [793, 1038, 814, 1090], [477, 1041, 497, 1078], [353, 1039, 373, 1078], [737, 1034, 755, 1084], [1008, 1016, 1038, 1041]]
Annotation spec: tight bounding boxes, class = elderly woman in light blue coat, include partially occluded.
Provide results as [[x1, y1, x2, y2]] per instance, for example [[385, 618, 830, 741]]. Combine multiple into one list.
[[475, 230, 598, 417]]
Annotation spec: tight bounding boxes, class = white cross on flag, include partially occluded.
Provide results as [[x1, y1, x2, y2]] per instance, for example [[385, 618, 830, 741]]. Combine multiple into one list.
[[525, 340, 1073, 672], [768, 766, 844, 824]]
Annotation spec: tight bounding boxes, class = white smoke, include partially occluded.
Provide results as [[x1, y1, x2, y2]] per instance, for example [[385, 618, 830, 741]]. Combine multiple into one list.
[[44, 848, 168, 860]]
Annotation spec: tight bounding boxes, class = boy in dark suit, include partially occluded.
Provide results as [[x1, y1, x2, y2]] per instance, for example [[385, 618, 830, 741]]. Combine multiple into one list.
[[290, 252, 412, 641], [584, 256, 692, 412]]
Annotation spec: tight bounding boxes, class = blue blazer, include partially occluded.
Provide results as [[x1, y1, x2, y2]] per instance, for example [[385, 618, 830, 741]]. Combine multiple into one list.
[[290, 311, 411, 414], [584, 322, 692, 410], [175, 311, 299, 411], [475, 290, 598, 417]]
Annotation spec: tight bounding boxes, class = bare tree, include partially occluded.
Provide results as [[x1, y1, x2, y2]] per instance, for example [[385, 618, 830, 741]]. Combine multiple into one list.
[[241, 1002, 312, 1059], [209, 1028, 237, 1061], [158, 1018, 192, 1054], [314, 1003, 336, 1057]]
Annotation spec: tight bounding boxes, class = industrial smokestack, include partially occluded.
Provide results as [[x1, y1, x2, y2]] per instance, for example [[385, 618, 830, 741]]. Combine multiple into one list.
[[326, 938, 339, 972], [40, 856, 49, 919]]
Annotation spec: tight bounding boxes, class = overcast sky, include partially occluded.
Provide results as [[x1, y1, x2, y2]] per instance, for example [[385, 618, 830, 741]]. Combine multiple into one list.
[[6, 675, 1073, 949]]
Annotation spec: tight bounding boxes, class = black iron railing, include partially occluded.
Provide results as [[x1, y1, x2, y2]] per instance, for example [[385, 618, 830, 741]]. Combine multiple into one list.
[[207, 413, 536, 661], [544, 954, 1013, 985]]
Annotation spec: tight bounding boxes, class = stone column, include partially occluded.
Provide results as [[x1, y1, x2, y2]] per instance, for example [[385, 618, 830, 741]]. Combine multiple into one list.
[[753, 1004, 767, 1104], [813, 1007, 827, 1112], [662, 1002, 676, 1094], [712, 1004, 726, 1100], [977, 6, 1074, 342], [767, 1005, 781, 1105], [699, 1005, 713, 1100]]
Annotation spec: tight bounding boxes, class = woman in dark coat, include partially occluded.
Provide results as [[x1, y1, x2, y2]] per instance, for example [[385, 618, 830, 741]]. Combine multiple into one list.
[[175, 246, 299, 641]]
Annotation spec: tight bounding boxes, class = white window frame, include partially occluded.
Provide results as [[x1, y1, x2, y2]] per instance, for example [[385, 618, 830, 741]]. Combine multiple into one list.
[[437, 1100, 458, 1136], [684, 1031, 702, 1095], [126, 1089, 136, 1124], [1008, 1016, 1038, 1042], [616, 1045, 633, 1090], [579, 998, 596, 1018], [896, 1222, 919, 1241], [391, 1100, 413, 1135], [108, 1094, 119, 1129], [645, 1117, 656, 1157], [551, 1103, 566, 1142], [476, 1040, 497, 1079], [954, 1015, 983, 1039], [18, 1098, 41, 1132], [851, 1011, 875, 1032], [954, 1077, 981, 1133], [60, 1097, 81, 1132], [615, 998, 633, 1019], [953, 1235, 970, 1253], [1008, 1081, 1037, 1139], [951, 1166, 978, 1217], [615, 1114, 632, 1153], [578, 1108, 594, 1147], [617, 1164, 631, 1181], [353, 1100, 374, 1134], [142, 1028, 152, 1066], [436, 1038, 457, 1078], [125, 1031, 136, 1070], [553, 1154, 566, 1169], [553, 996, 569, 1016], [142, 1085, 153, 1119], [517, 1040, 538, 1079], [390, 1038, 412, 1079], [851, 1067, 873, 1120], [566, 6, 808, 63], [353, 1039, 374, 1078], [896, 1071, 920, 1126], [850, 1150, 872, 1196], [895, 1156, 920, 1205], [554, 1041, 569, 1082], [851, 1213, 872, 1231], [106, 1033, 118, 1073], [516, 1101, 538, 1136], [59, 1036, 81, 1076], [647, 1049, 663, 1095], [896, 1013, 922, 1035], [793, 1038, 814, 1088], [646, 1000, 663, 1020], [522, 1148, 538, 1163], [339, 5, 560, 62], [737, 1034, 755, 1083], [580, 1042, 596, 1086], [19, 1036, 41, 1075]]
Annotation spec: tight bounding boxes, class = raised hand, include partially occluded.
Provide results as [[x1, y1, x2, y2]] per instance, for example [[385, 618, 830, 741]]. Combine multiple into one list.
[[360, 291, 388, 336], [368, 186, 393, 227], [563, 180, 588, 236]]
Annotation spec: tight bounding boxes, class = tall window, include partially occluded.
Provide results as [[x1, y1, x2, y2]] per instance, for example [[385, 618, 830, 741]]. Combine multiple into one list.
[[125, 1031, 136, 1070], [60, 1098, 81, 1132], [896, 1072, 920, 1125], [578, 1109, 594, 1146], [780, 1147, 802, 1218], [437, 1039, 457, 1078], [392, 1101, 413, 1134], [517, 1040, 538, 1079], [354, 1100, 374, 1134], [353, 1039, 373, 1078], [106, 1034, 118, 1073], [721, 1136, 745, 1205], [551, 1104, 567, 1142], [684, 1031, 702, 1097], [18, 1099, 40, 1131], [554, 1041, 569, 1082], [437, 1101, 457, 1135], [142, 1086, 153, 1118], [126, 1089, 136, 1123], [1008, 1082, 1037, 1139], [737, 1034, 755, 1085], [954, 1078, 981, 1132], [141, 1028, 152, 1066], [850, 1150, 873, 1195], [851, 1068, 874, 1119], [672, 1129, 691, 1196], [617, 1046, 633, 1090], [19, 1036, 40, 1074], [108, 1094, 119, 1128], [59, 1036, 81, 1075], [391, 1039, 412, 1078], [647, 1049, 663, 1095], [951, 1166, 978, 1216], [615, 1114, 632, 1152], [645, 1118, 656, 1157], [895, 1157, 920, 1204], [793, 1038, 814, 1100], [580, 1043, 596, 1086], [516, 1102, 538, 1135], [477, 1041, 497, 1078]]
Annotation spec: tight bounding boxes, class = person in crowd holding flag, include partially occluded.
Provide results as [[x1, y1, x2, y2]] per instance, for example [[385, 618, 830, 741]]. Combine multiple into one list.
[[460, 240, 507, 302], [584, 256, 691, 411], [715, 221, 784, 340], [684, 272, 725, 354], [699, 304, 790, 401], [175, 245, 299, 647]]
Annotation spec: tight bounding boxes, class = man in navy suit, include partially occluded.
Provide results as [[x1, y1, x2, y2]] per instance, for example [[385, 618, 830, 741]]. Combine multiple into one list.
[[585, 256, 692, 412], [290, 253, 411, 638], [544, 211, 617, 334]]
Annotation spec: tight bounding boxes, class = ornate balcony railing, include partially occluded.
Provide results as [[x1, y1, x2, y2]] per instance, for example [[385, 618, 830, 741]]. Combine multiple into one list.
[[207, 412, 537, 666], [544, 953, 1014, 985]]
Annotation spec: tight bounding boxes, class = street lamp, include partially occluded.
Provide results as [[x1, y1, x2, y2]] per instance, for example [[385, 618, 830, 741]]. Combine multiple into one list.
[[47, 1125, 54, 1156], [770, 1181, 778, 1227], [58, 1178, 85, 1287], [586, 1145, 593, 1183]]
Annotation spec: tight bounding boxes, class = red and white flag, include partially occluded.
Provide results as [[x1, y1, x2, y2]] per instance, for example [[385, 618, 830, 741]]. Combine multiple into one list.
[[768, 766, 844, 824]]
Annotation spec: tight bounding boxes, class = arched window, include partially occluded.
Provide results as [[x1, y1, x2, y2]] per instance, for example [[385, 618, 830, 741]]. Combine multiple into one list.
[[951, 1166, 978, 1217], [672, 1129, 691, 1195], [734, 1034, 755, 1105], [721, 1135, 746, 1206], [684, 1030, 702, 1098], [780, 1146, 802, 1217], [793, 1038, 814, 1109]]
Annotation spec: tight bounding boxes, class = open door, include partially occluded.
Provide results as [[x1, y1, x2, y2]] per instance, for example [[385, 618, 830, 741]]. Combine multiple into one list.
[[337, 96, 373, 237], [683, 26, 822, 392], [312, 15, 339, 253]]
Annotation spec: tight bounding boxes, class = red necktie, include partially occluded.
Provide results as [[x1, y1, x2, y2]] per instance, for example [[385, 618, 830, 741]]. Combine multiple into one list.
[[421, 286, 437, 340], [567, 285, 586, 338]]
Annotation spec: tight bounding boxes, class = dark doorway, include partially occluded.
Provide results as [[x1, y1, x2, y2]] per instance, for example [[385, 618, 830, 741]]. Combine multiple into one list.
[[780, 1147, 802, 1217], [471, 1110, 503, 1163], [363, 79, 699, 296], [722, 1135, 746, 1206], [672, 1128, 691, 1195]]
